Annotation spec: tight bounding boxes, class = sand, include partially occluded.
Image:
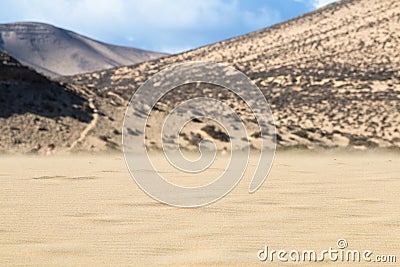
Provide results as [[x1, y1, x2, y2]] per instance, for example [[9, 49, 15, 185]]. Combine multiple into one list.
[[1, 151, 399, 266]]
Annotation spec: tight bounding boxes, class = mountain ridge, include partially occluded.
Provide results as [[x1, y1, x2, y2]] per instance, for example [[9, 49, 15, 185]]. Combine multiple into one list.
[[1, 0, 400, 152], [0, 22, 167, 77]]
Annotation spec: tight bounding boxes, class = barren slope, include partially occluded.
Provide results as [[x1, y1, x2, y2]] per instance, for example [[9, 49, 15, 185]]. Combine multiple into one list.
[[0, 22, 166, 77], [65, 0, 400, 151], [0, 51, 94, 152]]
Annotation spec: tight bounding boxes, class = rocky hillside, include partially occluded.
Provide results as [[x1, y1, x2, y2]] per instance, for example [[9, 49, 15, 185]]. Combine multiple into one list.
[[0, 22, 166, 77], [0, 51, 97, 153], [64, 0, 400, 151], [2, 0, 399, 152]]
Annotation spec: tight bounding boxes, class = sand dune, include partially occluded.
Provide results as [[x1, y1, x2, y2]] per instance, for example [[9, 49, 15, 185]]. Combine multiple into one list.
[[1, 152, 399, 266]]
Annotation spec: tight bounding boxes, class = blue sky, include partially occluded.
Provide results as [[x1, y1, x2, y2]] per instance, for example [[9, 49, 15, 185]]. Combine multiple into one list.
[[0, 0, 337, 53]]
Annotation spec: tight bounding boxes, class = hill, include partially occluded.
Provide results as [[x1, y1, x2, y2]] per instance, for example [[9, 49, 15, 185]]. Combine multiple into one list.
[[0, 51, 98, 152], [65, 0, 400, 151], [0, 22, 166, 77]]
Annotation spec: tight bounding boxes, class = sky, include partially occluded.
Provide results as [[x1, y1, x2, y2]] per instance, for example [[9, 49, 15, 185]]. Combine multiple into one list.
[[0, 0, 338, 54]]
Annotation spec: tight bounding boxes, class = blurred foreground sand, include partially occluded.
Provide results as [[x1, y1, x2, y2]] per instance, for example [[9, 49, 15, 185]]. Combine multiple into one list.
[[1, 151, 399, 266]]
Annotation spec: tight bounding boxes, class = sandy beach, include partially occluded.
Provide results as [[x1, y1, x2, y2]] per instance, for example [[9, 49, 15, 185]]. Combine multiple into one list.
[[1, 151, 399, 266]]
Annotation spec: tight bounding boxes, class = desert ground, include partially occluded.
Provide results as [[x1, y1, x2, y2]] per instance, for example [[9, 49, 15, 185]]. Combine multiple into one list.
[[1, 150, 399, 266], [1, 0, 399, 266]]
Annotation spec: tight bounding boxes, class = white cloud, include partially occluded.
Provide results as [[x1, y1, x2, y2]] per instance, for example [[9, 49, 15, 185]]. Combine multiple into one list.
[[0, 0, 281, 53], [293, 0, 338, 8], [312, 0, 338, 8], [242, 8, 280, 29]]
